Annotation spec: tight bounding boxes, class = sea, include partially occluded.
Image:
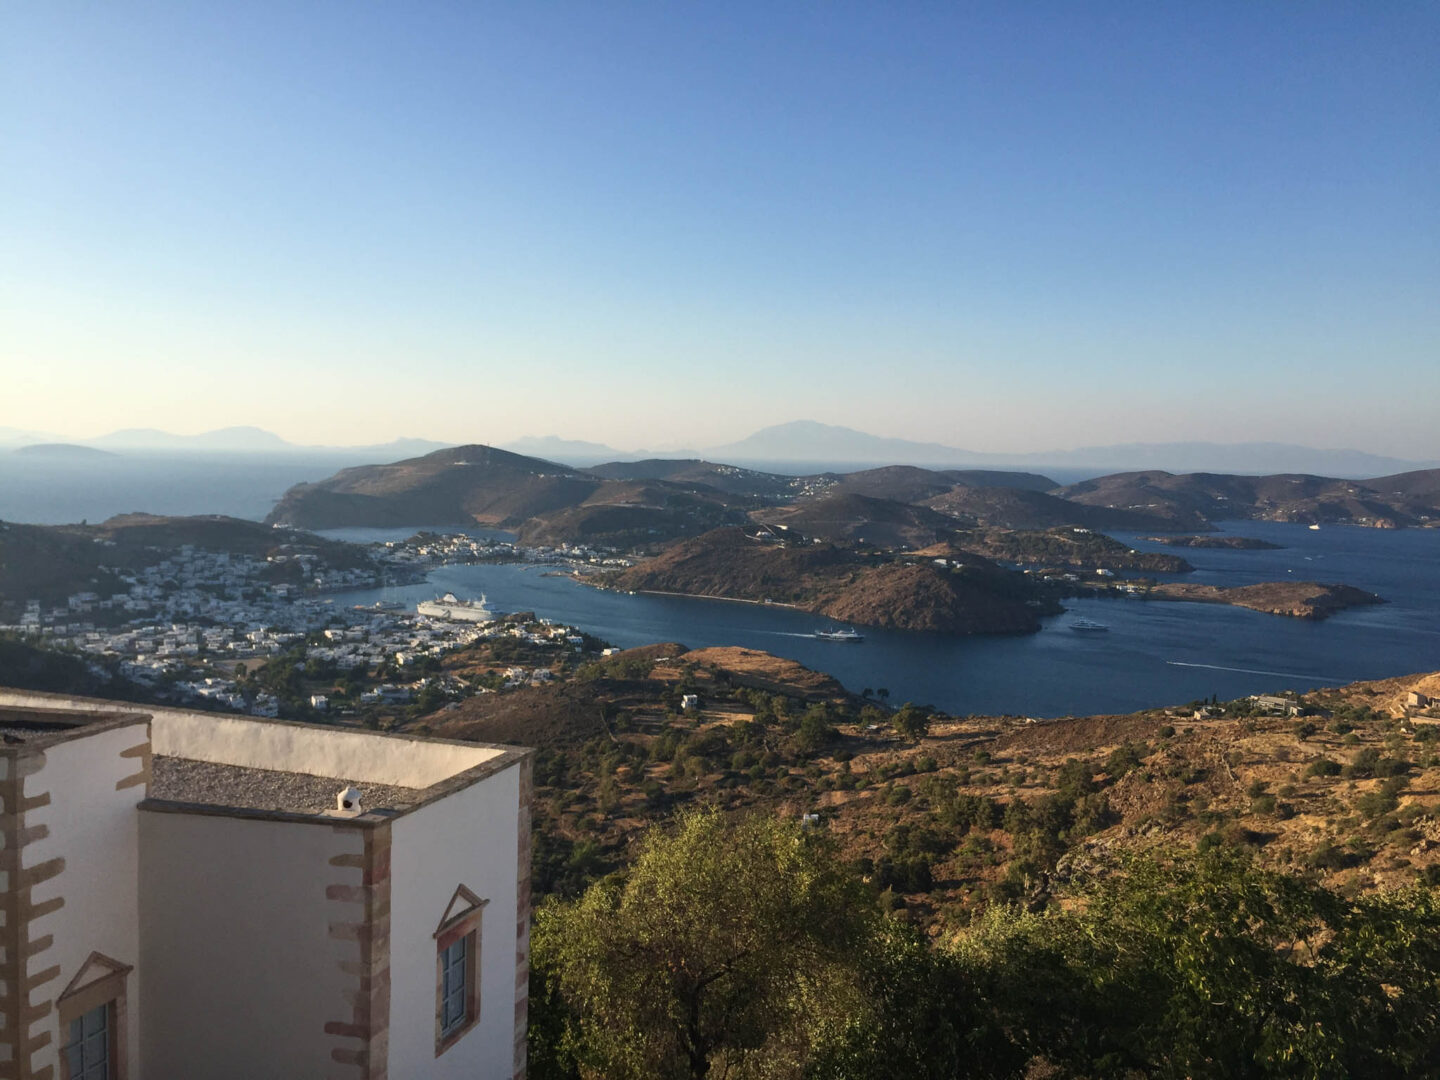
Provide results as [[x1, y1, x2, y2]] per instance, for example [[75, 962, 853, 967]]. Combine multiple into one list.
[[4, 452, 1437, 718], [0, 450, 369, 524], [318, 521, 1440, 719]]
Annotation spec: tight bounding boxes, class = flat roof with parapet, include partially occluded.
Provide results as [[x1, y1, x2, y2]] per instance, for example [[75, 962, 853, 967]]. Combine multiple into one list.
[[0, 705, 150, 746], [0, 693, 531, 825], [151, 756, 424, 815]]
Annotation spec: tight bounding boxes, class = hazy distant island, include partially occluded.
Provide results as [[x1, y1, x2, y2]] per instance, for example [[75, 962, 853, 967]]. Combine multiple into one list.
[[12, 442, 117, 459]]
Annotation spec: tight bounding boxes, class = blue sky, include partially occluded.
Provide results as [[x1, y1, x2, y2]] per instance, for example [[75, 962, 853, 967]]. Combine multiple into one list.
[[2, 2, 1436, 455]]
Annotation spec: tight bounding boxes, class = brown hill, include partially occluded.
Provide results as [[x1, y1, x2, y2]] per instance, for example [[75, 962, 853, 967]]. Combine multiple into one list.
[[1145, 535, 1281, 550], [515, 480, 749, 547], [947, 527, 1192, 573], [609, 528, 1048, 635], [1057, 470, 1440, 529], [1309, 668, 1440, 719], [0, 515, 362, 604], [265, 444, 600, 529], [412, 625, 1440, 926], [584, 459, 800, 499], [925, 485, 1199, 531], [683, 646, 851, 700], [1148, 581, 1384, 619], [610, 527, 852, 601], [829, 465, 1056, 502], [1364, 467, 1440, 500], [752, 493, 960, 548], [814, 562, 1040, 634]]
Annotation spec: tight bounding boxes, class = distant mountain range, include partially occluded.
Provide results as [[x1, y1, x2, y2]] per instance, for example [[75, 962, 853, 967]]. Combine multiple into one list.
[[12, 443, 118, 459], [697, 421, 1431, 478], [3, 420, 1431, 478], [501, 421, 1431, 478]]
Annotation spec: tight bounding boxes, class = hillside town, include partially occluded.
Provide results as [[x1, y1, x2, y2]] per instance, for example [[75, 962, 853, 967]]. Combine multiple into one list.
[[0, 531, 623, 720]]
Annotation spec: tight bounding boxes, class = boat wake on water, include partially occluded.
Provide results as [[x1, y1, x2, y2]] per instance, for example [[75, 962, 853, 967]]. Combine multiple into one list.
[[1166, 661, 1350, 684]]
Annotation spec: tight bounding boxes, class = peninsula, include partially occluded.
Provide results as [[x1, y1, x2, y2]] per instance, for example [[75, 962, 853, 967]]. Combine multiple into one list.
[[1145, 535, 1283, 550], [1147, 581, 1384, 620], [605, 527, 1057, 635]]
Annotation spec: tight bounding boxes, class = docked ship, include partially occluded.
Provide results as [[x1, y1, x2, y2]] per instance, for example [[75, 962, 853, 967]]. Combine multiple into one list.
[[814, 627, 864, 642], [1070, 617, 1110, 633], [416, 592, 496, 623]]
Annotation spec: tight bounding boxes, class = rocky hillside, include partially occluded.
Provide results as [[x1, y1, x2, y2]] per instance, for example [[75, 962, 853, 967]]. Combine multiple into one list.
[[828, 465, 1057, 501], [1057, 469, 1440, 529], [1148, 581, 1386, 619], [1145, 534, 1282, 549], [925, 485, 1203, 531], [937, 527, 1193, 574], [414, 639, 1440, 926], [584, 459, 802, 499], [751, 493, 960, 548], [813, 562, 1042, 634], [265, 444, 599, 528], [0, 514, 362, 604], [264, 443, 1440, 545], [515, 480, 754, 547], [607, 527, 1051, 635]]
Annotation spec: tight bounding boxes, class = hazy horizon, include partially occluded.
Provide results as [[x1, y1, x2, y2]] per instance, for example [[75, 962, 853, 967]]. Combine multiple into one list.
[[3, 418, 1433, 477], [4, 5, 1436, 457]]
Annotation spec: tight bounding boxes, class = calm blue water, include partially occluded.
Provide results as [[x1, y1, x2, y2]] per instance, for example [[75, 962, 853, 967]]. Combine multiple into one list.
[[5, 449, 1435, 718], [0, 452, 374, 524], [322, 522, 1440, 718]]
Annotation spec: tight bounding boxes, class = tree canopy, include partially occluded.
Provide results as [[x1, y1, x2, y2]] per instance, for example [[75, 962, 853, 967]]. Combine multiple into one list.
[[533, 816, 1440, 1079], [533, 809, 872, 1079]]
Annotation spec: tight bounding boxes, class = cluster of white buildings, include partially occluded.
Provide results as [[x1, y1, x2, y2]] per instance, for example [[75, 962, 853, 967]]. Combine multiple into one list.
[[0, 541, 570, 716], [382, 532, 634, 570], [5, 546, 384, 667]]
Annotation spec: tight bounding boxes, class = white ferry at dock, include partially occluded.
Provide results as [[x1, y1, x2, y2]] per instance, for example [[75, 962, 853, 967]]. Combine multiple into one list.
[[416, 592, 497, 623]]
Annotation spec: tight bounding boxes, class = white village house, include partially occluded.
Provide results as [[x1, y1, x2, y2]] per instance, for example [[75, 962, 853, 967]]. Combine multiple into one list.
[[0, 688, 533, 1080]]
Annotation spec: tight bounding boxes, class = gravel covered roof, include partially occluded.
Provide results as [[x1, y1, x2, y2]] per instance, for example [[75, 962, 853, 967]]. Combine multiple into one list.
[[151, 755, 424, 814]]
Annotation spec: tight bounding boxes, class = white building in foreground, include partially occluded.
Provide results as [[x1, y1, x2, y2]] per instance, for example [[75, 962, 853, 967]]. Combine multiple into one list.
[[0, 688, 533, 1080]]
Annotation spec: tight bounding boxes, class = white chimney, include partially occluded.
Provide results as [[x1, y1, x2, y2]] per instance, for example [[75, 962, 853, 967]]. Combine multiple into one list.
[[336, 786, 363, 815]]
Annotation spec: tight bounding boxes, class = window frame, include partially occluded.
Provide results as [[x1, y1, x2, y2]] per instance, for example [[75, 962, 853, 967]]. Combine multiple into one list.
[[433, 885, 486, 1056], [439, 936, 469, 1038], [57, 953, 131, 1080], [63, 1004, 111, 1080]]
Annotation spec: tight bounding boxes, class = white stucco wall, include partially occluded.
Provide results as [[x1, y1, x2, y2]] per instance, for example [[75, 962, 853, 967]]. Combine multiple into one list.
[[387, 764, 522, 1079], [137, 811, 358, 1079], [150, 712, 502, 788], [0, 690, 502, 789], [20, 721, 147, 1080]]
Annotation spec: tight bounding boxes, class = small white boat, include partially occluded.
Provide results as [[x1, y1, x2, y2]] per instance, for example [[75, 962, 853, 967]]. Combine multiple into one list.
[[814, 627, 864, 642], [1308, 524, 1322, 531], [1070, 618, 1110, 633]]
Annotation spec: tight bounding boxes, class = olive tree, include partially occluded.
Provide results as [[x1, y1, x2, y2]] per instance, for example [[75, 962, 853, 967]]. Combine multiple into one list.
[[532, 809, 872, 1080]]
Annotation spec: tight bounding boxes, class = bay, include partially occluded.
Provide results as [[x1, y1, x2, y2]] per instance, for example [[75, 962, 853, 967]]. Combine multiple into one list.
[[323, 522, 1440, 719]]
